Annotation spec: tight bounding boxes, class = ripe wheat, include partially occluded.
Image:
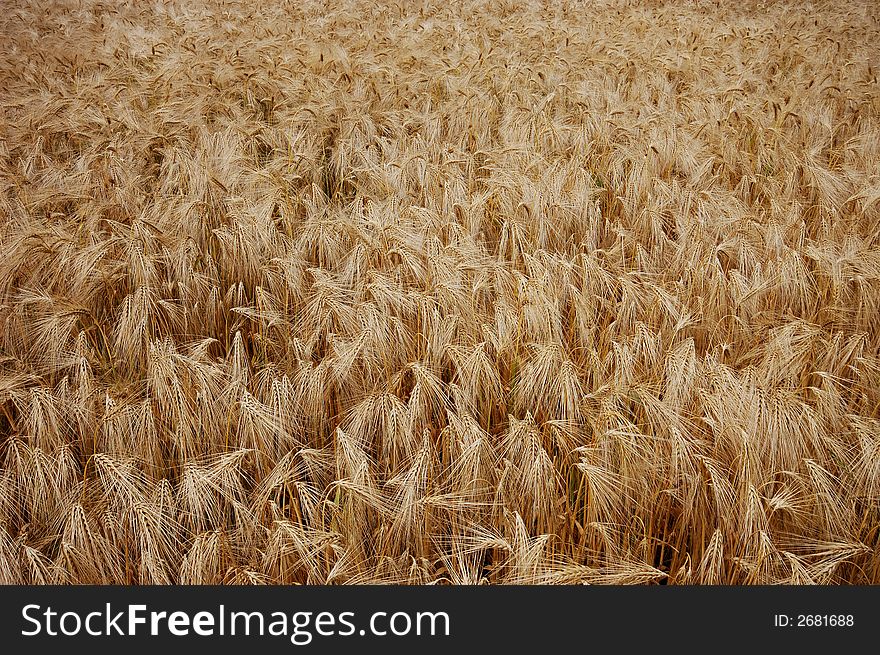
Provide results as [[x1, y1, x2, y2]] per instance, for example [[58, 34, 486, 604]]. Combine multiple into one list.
[[0, 0, 879, 584]]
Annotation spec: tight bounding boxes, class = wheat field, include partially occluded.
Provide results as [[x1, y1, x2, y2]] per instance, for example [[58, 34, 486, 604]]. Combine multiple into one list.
[[0, 0, 878, 585]]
